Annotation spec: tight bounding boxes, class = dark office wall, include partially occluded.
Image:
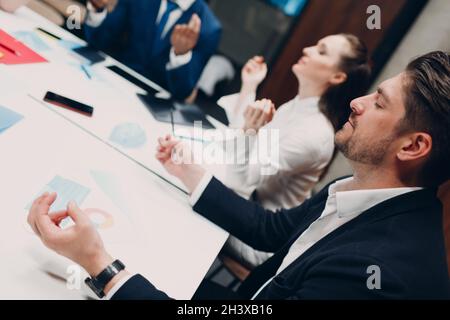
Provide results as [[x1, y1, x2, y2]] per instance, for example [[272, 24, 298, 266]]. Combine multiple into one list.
[[209, 0, 295, 66], [259, 0, 427, 106]]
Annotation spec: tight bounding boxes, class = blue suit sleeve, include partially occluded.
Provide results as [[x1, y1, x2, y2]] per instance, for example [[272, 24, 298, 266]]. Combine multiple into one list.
[[111, 274, 173, 300], [193, 177, 330, 253], [84, 0, 130, 52]]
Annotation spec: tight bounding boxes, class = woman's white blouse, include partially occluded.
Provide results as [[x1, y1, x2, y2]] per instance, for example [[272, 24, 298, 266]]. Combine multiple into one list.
[[219, 94, 335, 211]]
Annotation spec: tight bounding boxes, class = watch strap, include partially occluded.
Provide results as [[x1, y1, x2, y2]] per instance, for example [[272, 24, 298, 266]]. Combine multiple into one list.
[[85, 259, 125, 298]]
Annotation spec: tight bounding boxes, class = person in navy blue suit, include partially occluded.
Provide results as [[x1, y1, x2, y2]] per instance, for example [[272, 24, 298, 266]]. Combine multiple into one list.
[[28, 52, 450, 299], [84, 0, 222, 100]]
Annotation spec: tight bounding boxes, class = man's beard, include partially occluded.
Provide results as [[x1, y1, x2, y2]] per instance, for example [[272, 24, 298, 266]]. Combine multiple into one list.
[[335, 129, 395, 166]]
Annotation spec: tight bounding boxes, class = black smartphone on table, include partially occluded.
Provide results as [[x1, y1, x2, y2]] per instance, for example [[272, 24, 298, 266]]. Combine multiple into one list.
[[44, 91, 94, 116]]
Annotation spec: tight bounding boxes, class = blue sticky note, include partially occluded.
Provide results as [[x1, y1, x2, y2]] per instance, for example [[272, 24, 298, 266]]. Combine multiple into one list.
[[12, 31, 51, 52], [58, 39, 83, 51], [0, 105, 23, 134], [27, 175, 91, 212], [109, 123, 147, 148]]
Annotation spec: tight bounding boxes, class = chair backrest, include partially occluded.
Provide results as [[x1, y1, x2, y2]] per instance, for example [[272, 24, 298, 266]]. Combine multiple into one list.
[[197, 55, 236, 98]]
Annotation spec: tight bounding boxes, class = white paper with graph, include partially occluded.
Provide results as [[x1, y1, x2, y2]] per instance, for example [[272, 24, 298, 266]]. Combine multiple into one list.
[[24, 168, 140, 247]]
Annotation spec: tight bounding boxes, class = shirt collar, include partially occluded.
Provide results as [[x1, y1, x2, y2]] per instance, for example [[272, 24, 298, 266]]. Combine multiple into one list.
[[172, 0, 195, 11], [327, 177, 423, 218]]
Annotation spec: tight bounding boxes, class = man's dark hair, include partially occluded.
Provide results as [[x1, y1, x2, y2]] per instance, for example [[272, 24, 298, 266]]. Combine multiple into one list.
[[401, 51, 450, 187]]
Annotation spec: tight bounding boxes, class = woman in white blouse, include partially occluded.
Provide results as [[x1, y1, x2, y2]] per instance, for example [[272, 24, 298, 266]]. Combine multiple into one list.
[[220, 34, 372, 267]]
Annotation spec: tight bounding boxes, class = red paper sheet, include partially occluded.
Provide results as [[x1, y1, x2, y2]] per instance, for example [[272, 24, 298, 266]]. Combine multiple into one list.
[[0, 29, 47, 65]]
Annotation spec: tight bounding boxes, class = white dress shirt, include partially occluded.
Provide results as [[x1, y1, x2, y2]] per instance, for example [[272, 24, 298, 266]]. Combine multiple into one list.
[[85, 0, 194, 70]]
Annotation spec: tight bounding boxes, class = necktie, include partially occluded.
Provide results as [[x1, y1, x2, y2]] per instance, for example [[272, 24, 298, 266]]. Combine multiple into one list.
[[155, 0, 179, 41]]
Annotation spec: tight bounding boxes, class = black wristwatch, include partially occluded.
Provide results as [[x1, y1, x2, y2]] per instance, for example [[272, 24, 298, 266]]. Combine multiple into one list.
[[85, 259, 125, 298]]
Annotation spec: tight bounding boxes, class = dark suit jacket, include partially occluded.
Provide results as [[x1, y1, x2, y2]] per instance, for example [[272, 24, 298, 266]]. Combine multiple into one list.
[[84, 0, 221, 99], [112, 177, 450, 300]]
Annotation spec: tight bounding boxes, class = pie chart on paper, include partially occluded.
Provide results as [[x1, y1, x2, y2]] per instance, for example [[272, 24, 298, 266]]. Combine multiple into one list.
[[84, 208, 114, 229]]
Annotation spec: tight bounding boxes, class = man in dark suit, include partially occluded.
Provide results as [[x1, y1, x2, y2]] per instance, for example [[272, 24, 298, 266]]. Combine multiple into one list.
[[84, 0, 221, 100], [28, 51, 450, 299]]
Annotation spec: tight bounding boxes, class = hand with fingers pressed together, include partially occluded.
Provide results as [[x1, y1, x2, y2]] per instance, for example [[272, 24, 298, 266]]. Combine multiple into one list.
[[243, 99, 276, 133], [171, 13, 202, 56], [27, 192, 129, 294], [241, 56, 268, 93], [156, 134, 206, 193]]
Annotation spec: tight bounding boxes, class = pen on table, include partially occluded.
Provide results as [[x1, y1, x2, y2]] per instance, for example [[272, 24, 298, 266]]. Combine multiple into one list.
[[36, 27, 61, 41], [175, 134, 208, 144], [0, 42, 21, 56], [170, 107, 175, 134], [80, 64, 92, 79]]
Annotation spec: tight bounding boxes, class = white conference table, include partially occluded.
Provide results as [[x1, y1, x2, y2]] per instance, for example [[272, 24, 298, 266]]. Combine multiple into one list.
[[0, 7, 229, 299]]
